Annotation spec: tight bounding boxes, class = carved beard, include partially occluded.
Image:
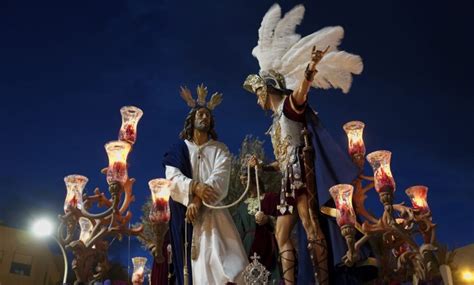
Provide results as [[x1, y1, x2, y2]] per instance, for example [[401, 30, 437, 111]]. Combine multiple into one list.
[[194, 120, 210, 132]]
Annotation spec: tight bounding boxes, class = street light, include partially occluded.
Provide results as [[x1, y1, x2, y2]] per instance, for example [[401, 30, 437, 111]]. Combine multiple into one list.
[[31, 218, 68, 285], [32, 218, 54, 238], [463, 270, 474, 282]]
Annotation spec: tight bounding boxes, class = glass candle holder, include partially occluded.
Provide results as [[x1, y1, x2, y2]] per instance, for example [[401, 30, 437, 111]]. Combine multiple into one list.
[[367, 150, 396, 193], [148, 178, 171, 224], [343, 121, 366, 159], [79, 217, 93, 244], [405, 185, 430, 214], [63, 174, 88, 213], [105, 141, 131, 185], [132, 257, 147, 283], [118, 106, 143, 145], [329, 184, 356, 227]]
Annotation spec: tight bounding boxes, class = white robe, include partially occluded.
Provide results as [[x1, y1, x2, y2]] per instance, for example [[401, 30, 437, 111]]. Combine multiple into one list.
[[166, 139, 248, 284]]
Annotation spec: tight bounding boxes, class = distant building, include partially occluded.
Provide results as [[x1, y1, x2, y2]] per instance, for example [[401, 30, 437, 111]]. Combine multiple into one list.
[[0, 225, 61, 285]]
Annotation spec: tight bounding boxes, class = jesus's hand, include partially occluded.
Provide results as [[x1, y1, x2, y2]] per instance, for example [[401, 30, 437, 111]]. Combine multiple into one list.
[[193, 182, 219, 204], [186, 201, 201, 224]]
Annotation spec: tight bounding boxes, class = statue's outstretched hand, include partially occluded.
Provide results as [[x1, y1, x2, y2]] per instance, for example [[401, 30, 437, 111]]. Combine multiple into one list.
[[305, 46, 330, 82], [310, 45, 329, 67]]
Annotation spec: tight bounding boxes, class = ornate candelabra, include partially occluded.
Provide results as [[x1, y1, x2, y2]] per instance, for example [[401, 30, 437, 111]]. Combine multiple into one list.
[[329, 121, 439, 284], [56, 106, 144, 285]]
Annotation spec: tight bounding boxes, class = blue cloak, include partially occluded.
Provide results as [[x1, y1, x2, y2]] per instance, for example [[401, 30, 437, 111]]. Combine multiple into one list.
[[296, 108, 377, 285], [162, 141, 193, 285]]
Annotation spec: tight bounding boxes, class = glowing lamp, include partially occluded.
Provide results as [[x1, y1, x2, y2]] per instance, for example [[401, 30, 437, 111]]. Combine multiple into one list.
[[343, 121, 366, 167], [405, 185, 430, 214], [132, 256, 147, 283], [148, 178, 172, 224], [31, 218, 54, 237], [105, 141, 131, 185], [463, 271, 474, 282], [367, 150, 396, 193], [329, 184, 356, 227], [78, 217, 93, 244], [63, 174, 88, 213], [118, 106, 143, 145]]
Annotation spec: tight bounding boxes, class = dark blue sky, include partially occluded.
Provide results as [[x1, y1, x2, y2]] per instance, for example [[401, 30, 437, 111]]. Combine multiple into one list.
[[1, 0, 473, 266]]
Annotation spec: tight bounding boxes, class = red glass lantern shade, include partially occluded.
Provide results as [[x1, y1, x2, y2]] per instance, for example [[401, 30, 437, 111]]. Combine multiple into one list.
[[405, 185, 430, 214], [118, 106, 143, 145], [343, 121, 366, 158], [63, 174, 88, 213], [367, 150, 396, 193], [105, 141, 131, 185], [148, 178, 172, 223], [329, 184, 356, 227]]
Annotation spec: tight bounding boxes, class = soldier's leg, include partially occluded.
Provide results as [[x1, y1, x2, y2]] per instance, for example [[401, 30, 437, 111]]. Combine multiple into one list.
[[296, 193, 329, 285], [275, 214, 297, 284]]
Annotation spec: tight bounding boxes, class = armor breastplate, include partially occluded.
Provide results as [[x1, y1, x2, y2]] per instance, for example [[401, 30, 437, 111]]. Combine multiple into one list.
[[267, 99, 304, 170]]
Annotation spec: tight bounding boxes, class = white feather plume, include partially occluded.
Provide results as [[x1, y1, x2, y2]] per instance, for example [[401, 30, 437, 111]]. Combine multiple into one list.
[[314, 51, 363, 93], [271, 5, 305, 69], [252, 5, 363, 93], [283, 51, 363, 93], [276, 26, 344, 73], [252, 4, 281, 71]]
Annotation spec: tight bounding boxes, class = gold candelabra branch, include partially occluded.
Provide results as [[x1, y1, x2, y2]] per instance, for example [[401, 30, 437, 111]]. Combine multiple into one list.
[[55, 106, 145, 284], [337, 121, 440, 284], [58, 177, 143, 284], [353, 176, 378, 224]]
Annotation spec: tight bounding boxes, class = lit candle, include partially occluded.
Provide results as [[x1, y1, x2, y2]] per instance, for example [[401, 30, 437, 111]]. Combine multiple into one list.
[[118, 106, 143, 145], [367, 150, 396, 193], [329, 184, 356, 227], [78, 217, 93, 244], [105, 141, 131, 185], [63, 174, 88, 213], [132, 256, 147, 283], [405, 185, 430, 214], [343, 121, 366, 159], [148, 178, 172, 224]]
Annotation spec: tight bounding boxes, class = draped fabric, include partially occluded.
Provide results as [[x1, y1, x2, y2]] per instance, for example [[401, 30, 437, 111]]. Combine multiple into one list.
[[162, 140, 193, 285], [232, 192, 280, 282], [163, 139, 248, 284], [150, 232, 171, 285], [296, 108, 377, 285]]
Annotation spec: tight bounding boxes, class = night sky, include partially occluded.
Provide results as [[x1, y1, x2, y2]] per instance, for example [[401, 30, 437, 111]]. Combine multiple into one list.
[[1, 0, 473, 268]]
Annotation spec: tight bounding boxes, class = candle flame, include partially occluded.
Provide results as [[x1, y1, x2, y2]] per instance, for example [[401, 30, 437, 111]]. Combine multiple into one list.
[[149, 178, 172, 202], [343, 121, 366, 157], [105, 141, 131, 165], [406, 185, 429, 212]]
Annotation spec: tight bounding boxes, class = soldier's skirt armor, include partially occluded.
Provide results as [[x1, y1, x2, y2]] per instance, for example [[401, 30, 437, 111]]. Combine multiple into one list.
[[267, 99, 307, 215]]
